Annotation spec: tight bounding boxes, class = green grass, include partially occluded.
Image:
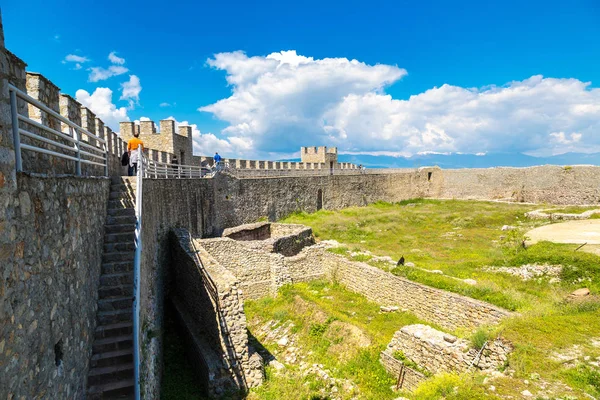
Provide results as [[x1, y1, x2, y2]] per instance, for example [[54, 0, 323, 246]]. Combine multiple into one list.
[[545, 206, 600, 215], [279, 199, 600, 399], [246, 281, 427, 400]]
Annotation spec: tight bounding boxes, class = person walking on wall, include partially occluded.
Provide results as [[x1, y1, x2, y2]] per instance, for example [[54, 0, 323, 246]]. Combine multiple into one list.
[[213, 152, 223, 171], [127, 131, 144, 176]]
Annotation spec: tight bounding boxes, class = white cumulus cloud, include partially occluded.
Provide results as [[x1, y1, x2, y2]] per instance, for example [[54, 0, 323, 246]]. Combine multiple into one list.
[[108, 51, 126, 65], [75, 87, 129, 130], [64, 54, 90, 63], [199, 50, 600, 158], [164, 116, 252, 157], [120, 75, 142, 107], [89, 65, 129, 82]]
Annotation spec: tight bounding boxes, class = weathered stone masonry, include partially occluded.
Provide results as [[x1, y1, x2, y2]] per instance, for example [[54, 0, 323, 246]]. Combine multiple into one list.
[[0, 174, 110, 399], [170, 230, 264, 396]]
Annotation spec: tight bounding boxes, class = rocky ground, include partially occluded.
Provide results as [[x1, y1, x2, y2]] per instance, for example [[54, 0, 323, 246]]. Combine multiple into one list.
[[483, 263, 563, 282], [249, 313, 361, 399]]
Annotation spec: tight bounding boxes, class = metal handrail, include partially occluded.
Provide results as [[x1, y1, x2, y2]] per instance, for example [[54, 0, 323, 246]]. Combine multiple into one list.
[[143, 158, 209, 179], [132, 145, 143, 400], [9, 84, 108, 176]]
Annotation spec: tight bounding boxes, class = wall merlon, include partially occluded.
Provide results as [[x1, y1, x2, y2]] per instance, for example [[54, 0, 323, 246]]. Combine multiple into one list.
[[80, 107, 96, 146], [160, 119, 175, 136], [140, 120, 156, 135], [178, 125, 192, 138], [120, 122, 135, 137], [5, 50, 27, 90], [26, 72, 60, 127], [59, 94, 82, 133]]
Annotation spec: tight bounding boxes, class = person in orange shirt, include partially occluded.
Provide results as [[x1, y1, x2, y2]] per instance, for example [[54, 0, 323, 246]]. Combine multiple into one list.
[[127, 132, 144, 176]]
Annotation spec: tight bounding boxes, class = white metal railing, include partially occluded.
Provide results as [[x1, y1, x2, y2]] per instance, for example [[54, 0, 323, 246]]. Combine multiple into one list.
[[142, 157, 213, 178], [9, 84, 108, 176], [132, 145, 143, 400]]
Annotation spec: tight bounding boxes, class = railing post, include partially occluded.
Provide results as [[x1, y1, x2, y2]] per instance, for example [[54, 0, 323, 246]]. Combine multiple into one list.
[[9, 89, 23, 172], [72, 127, 82, 176], [103, 142, 108, 177]]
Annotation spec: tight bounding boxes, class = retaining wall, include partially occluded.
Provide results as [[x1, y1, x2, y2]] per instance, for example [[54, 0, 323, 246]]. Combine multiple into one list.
[[318, 251, 511, 331], [0, 174, 110, 399]]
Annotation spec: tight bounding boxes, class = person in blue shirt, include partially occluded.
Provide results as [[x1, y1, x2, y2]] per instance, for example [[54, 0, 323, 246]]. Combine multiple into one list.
[[213, 152, 223, 170]]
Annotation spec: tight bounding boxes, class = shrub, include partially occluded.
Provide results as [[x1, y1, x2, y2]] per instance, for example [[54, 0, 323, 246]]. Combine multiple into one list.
[[470, 327, 491, 350]]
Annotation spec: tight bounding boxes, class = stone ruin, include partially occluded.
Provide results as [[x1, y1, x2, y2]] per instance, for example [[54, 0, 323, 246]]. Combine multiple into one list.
[[380, 324, 513, 390], [168, 221, 514, 395]]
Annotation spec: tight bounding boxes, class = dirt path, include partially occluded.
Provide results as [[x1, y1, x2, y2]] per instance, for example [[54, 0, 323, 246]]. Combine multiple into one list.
[[527, 220, 600, 255]]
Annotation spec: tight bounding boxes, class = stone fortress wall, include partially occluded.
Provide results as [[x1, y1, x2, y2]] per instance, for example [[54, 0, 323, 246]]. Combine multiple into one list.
[[0, 21, 114, 399], [2, 9, 600, 399], [119, 117, 359, 172], [119, 120, 194, 165]]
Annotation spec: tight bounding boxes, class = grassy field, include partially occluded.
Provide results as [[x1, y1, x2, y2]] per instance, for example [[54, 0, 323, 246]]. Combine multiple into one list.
[[268, 199, 600, 399]]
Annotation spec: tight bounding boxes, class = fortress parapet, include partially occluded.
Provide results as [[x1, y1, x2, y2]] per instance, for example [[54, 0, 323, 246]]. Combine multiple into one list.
[[119, 119, 193, 165], [300, 146, 338, 165]]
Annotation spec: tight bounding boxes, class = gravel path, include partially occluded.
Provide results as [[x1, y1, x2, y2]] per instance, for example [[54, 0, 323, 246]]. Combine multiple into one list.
[[526, 220, 600, 246]]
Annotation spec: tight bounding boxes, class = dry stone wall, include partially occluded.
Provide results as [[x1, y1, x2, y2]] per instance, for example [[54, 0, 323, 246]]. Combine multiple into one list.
[[315, 250, 511, 331], [379, 351, 427, 391], [384, 324, 512, 375], [198, 238, 288, 300]]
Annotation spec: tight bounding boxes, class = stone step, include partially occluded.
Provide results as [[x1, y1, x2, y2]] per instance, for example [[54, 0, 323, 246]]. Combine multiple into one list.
[[102, 251, 134, 263], [104, 232, 135, 244], [110, 175, 137, 184], [87, 378, 134, 399], [108, 199, 136, 210], [100, 272, 133, 287], [104, 224, 136, 235], [92, 334, 133, 354], [98, 296, 133, 312], [106, 214, 136, 226], [95, 321, 133, 340], [110, 183, 136, 192], [107, 207, 135, 217], [98, 308, 132, 325], [90, 348, 133, 369], [103, 241, 136, 253], [102, 261, 133, 275], [109, 191, 136, 200], [88, 362, 134, 387], [99, 284, 133, 299]]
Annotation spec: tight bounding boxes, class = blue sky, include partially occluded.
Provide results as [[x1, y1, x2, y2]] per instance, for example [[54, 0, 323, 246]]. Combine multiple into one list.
[[3, 0, 600, 161]]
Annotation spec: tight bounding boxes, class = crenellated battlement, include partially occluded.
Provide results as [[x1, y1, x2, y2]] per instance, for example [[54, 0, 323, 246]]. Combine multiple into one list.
[[300, 145, 338, 164], [119, 119, 194, 164], [3, 62, 128, 176]]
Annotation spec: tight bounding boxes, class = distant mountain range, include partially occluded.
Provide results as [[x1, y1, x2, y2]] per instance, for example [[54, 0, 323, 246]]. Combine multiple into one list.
[[324, 152, 600, 169]]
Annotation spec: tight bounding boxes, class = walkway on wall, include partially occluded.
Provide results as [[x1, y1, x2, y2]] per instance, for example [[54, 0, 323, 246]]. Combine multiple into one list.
[[87, 177, 137, 399]]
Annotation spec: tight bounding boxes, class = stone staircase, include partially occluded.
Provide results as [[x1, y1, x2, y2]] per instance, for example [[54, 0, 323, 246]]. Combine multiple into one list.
[[87, 177, 137, 399]]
